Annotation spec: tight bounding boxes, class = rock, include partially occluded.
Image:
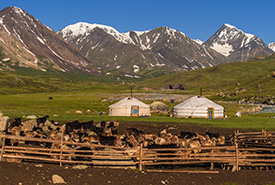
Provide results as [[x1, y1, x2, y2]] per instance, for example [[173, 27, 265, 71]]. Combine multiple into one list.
[[52, 174, 66, 184], [150, 101, 169, 113], [44, 120, 52, 126], [86, 109, 91, 113], [75, 110, 83, 114], [0, 116, 9, 132], [42, 125, 49, 132], [22, 119, 37, 131], [26, 115, 37, 119], [231, 165, 237, 172], [217, 92, 225, 97], [235, 112, 241, 117], [72, 165, 89, 170], [53, 114, 59, 117], [35, 164, 43, 168]]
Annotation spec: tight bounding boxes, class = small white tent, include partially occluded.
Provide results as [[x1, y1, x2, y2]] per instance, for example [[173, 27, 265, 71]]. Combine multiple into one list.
[[109, 97, 151, 117], [173, 96, 224, 118]]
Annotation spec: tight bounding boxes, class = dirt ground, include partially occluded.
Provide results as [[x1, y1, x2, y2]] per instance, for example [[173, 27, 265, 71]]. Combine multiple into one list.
[[1, 161, 275, 185], [1, 121, 274, 185]]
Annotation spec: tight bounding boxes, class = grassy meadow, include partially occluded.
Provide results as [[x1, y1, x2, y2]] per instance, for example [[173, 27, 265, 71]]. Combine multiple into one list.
[[0, 88, 274, 131]]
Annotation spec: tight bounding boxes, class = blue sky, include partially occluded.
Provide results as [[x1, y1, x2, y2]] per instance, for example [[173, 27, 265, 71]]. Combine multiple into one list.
[[1, 0, 275, 44]]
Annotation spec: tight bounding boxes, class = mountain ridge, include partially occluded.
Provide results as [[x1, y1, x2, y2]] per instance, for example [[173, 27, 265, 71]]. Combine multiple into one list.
[[0, 6, 99, 75], [204, 24, 274, 62], [58, 22, 227, 78]]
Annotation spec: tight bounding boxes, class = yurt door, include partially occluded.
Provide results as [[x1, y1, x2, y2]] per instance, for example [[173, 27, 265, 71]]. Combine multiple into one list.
[[207, 107, 214, 119], [131, 106, 139, 117]]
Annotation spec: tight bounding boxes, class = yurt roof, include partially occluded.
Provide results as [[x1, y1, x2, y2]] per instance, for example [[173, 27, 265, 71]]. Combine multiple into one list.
[[109, 97, 149, 108], [174, 96, 223, 109]]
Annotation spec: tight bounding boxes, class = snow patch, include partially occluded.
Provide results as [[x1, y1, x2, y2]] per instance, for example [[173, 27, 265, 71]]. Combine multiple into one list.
[[153, 33, 160, 43], [2, 24, 10, 35], [158, 53, 164, 58], [133, 65, 140, 73], [141, 53, 146, 59], [224, 23, 236, 29], [60, 22, 133, 44], [194, 39, 203, 45], [268, 42, 275, 52], [125, 74, 133, 78], [37, 36, 45, 45], [211, 43, 233, 57]]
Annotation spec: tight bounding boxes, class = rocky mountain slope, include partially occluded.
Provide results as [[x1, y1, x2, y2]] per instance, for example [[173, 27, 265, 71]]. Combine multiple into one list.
[[204, 24, 274, 62], [58, 22, 227, 78], [268, 42, 275, 52], [0, 7, 98, 75]]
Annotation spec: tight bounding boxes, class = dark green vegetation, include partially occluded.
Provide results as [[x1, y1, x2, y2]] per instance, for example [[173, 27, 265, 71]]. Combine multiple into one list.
[[139, 54, 275, 102]]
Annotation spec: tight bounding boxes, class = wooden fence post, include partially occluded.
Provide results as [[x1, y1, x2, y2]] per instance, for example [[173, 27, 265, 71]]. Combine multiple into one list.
[[0, 135, 6, 161], [139, 144, 143, 171], [210, 149, 214, 170], [59, 129, 64, 167], [235, 138, 239, 171]]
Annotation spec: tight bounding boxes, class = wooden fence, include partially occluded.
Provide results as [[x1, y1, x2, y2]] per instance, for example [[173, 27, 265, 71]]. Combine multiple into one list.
[[0, 134, 138, 169], [1, 130, 275, 171], [234, 130, 275, 168]]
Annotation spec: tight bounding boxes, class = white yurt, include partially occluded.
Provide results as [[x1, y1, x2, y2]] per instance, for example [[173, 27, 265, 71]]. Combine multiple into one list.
[[108, 97, 151, 117], [173, 96, 224, 118]]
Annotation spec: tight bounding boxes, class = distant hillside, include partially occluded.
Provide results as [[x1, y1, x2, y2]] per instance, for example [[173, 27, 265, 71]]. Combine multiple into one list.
[[138, 54, 275, 104], [0, 68, 124, 94]]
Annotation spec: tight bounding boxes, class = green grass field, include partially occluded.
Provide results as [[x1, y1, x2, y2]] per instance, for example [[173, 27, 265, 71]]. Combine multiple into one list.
[[0, 90, 274, 130]]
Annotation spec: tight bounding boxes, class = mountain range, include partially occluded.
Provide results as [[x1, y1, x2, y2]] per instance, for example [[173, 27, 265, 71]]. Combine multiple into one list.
[[0, 6, 274, 79], [57, 22, 226, 78]]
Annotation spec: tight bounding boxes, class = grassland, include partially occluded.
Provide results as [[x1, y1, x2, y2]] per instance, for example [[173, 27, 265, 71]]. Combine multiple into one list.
[[0, 89, 274, 130]]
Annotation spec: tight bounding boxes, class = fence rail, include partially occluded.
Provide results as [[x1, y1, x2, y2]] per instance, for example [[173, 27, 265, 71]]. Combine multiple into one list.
[[1, 130, 275, 171]]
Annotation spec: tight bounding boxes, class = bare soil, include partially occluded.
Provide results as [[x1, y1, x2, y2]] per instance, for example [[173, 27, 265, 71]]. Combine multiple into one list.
[[1, 121, 274, 185]]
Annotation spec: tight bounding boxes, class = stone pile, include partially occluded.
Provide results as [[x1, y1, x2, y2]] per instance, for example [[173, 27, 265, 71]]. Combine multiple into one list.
[[0, 111, 9, 147]]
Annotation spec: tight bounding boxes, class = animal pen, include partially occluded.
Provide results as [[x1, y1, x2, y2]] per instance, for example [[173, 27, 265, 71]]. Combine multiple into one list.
[[1, 130, 275, 172]]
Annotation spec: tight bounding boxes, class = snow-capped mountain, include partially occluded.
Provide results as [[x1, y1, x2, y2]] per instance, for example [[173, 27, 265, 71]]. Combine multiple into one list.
[[204, 24, 273, 62], [58, 23, 226, 77], [127, 27, 227, 69], [193, 39, 203, 45], [268, 42, 275, 52], [59, 22, 134, 45], [0, 7, 98, 74]]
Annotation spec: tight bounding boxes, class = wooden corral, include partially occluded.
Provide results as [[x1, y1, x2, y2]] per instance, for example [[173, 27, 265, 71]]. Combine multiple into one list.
[[1, 130, 275, 172], [0, 134, 138, 169], [234, 130, 275, 168]]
